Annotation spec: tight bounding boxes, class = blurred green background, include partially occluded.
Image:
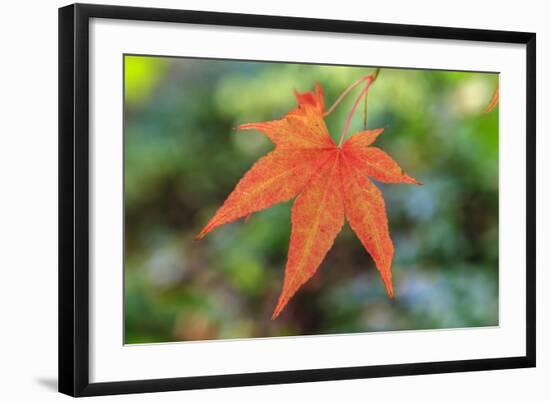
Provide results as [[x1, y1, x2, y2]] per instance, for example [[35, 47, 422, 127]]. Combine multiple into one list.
[[124, 55, 499, 344]]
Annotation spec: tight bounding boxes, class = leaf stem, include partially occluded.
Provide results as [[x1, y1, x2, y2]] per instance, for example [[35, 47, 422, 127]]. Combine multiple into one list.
[[362, 69, 380, 130], [323, 75, 371, 117], [338, 75, 376, 147], [362, 91, 369, 130]]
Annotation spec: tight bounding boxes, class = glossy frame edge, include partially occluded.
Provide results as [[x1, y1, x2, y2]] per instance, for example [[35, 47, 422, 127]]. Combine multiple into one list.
[[58, 3, 536, 397]]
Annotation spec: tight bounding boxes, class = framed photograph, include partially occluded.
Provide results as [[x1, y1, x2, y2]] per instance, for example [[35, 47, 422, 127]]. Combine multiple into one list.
[[58, 3, 536, 397]]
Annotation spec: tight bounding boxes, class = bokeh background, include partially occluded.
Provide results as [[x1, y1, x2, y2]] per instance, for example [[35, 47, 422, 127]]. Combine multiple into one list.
[[124, 55, 499, 344]]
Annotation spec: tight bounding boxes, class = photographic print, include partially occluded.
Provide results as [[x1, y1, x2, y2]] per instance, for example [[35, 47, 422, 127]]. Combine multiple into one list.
[[123, 55, 499, 344], [59, 5, 536, 395]]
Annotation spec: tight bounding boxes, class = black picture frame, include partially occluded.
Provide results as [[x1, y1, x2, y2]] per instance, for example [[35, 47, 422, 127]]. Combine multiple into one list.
[[59, 3, 536, 397]]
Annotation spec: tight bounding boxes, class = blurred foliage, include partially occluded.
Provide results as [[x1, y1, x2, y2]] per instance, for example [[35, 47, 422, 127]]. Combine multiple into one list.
[[124, 55, 499, 344]]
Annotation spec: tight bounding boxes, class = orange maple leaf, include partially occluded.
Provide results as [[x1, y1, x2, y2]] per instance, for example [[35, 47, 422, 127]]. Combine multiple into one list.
[[486, 83, 499, 113], [196, 81, 420, 319]]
